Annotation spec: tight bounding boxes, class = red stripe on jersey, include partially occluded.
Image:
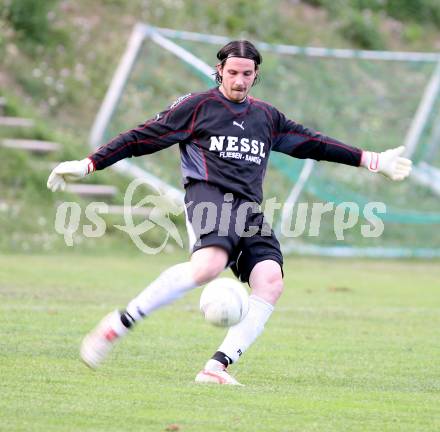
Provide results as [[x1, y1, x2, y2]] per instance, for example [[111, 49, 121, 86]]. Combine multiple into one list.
[[93, 129, 191, 164]]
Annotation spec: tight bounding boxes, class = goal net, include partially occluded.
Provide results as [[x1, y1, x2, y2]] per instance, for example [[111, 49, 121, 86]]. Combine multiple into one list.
[[90, 23, 440, 257]]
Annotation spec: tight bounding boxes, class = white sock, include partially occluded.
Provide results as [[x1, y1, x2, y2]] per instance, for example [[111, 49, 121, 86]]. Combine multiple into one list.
[[216, 295, 274, 364], [204, 359, 225, 372], [125, 262, 197, 321]]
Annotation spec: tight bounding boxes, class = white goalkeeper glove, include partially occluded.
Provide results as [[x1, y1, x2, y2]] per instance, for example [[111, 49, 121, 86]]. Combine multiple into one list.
[[47, 157, 95, 192], [361, 146, 412, 181]]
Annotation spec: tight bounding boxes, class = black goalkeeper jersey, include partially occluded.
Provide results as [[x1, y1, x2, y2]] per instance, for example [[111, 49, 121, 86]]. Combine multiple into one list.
[[89, 87, 362, 204]]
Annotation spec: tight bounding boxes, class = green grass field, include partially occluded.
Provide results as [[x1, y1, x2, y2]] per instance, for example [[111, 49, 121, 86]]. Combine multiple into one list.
[[1, 252, 439, 431]]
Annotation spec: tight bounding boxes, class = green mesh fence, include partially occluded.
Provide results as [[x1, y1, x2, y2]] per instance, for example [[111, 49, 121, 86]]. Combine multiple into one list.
[[101, 29, 440, 256]]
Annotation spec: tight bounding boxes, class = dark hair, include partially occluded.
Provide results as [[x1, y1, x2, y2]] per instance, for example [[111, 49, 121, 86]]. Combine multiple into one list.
[[215, 40, 262, 85]]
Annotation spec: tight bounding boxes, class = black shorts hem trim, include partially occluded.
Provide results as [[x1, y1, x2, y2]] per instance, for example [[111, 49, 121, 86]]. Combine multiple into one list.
[[233, 253, 284, 284], [191, 239, 233, 261]]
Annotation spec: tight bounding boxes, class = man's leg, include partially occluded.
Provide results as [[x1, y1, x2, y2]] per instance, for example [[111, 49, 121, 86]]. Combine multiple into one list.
[[80, 246, 228, 368], [196, 259, 283, 385]]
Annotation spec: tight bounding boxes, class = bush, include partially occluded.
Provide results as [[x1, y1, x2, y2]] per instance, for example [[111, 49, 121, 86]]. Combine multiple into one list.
[[384, 0, 440, 28], [339, 10, 385, 50], [5, 0, 60, 44], [305, 0, 440, 28]]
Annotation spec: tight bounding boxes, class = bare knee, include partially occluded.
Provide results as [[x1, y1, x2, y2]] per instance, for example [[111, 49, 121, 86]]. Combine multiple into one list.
[[249, 260, 284, 305], [190, 246, 229, 285], [266, 276, 284, 304]]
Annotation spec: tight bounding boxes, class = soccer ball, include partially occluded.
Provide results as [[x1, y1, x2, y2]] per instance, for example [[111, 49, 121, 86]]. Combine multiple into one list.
[[199, 278, 249, 327]]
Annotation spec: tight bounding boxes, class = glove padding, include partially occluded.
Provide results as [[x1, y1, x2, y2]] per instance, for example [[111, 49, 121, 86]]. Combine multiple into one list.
[[47, 158, 94, 192], [361, 146, 412, 181]]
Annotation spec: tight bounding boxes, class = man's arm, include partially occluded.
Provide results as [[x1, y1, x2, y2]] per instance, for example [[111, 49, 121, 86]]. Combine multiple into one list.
[[272, 111, 412, 181], [47, 93, 199, 192]]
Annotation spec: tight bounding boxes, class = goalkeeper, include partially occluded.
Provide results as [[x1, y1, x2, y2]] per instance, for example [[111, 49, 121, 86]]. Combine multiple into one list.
[[47, 40, 412, 386]]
